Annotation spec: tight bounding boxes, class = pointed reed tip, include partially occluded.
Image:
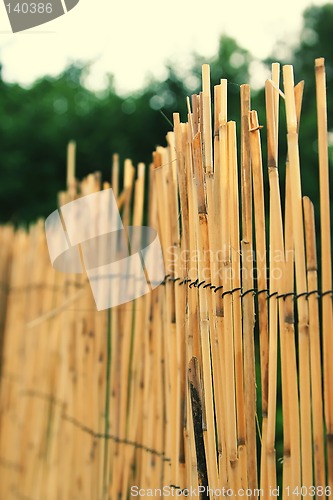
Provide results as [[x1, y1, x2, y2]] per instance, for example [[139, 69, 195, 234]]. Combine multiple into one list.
[[315, 57, 325, 67]]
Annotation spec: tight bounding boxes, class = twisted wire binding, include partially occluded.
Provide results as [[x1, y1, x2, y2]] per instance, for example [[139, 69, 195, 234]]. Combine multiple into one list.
[[162, 275, 333, 301], [19, 389, 170, 462], [0, 281, 86, 293], [62, 414, 170, 461], [0, 458, 22, 472], [1, 275, 332, 301]]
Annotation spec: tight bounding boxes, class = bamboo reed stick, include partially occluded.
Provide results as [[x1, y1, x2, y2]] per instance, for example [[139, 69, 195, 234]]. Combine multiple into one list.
[[303, 196, 326, 495], [248, 107, 269, 496], [315, 58, 333, 489], [283, 158, 301, 493], [228, 119, 248, 492], [193, 139, 219, 493], [283, 64, 312, 495], [240, 84, 258, 498]]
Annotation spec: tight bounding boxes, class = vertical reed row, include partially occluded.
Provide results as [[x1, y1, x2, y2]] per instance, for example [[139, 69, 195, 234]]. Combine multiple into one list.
[[0, 59, 332, 499]]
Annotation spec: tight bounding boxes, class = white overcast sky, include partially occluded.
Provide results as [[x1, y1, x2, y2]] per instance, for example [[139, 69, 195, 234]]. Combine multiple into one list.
[[0, 0, 327, 94]]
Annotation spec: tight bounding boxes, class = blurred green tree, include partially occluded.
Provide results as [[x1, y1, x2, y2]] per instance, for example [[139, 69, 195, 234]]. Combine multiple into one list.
[[266, 3, 333, 213], [0, 34, 253, 224], [0, 5, 332, 225]]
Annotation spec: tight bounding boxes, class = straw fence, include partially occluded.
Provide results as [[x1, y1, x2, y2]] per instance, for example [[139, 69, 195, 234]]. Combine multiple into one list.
[[0, 59, 332, 499]]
